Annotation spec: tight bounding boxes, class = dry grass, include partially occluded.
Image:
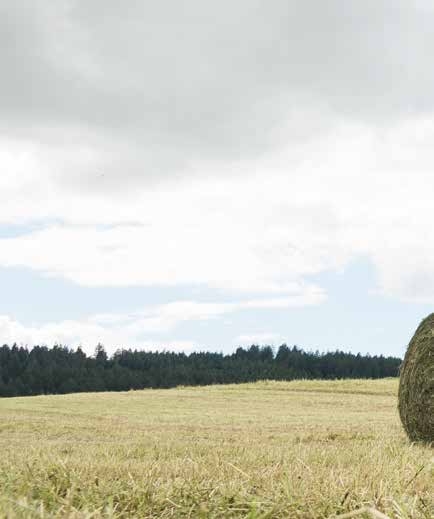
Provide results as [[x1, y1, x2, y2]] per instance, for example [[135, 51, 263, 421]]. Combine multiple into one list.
[[0, 379, 432, 518]]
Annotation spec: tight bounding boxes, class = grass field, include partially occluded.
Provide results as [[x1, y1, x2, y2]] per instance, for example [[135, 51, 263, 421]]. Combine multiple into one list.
[[0, 379, 432, 518]]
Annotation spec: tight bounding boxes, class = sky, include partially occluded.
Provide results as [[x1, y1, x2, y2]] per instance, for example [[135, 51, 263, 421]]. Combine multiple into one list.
[[0, 1, 433, 357]]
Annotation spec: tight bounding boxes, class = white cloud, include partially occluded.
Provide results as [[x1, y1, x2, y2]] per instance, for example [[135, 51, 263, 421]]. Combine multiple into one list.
[[0, 312, 192, 355], [0, 312, 197, 356], [0, 293, 322, 354], [0, 117, 433, 303]]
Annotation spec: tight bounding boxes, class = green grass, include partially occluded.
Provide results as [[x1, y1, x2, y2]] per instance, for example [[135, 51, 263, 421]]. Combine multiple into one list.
[[0, 379, 432, 518]]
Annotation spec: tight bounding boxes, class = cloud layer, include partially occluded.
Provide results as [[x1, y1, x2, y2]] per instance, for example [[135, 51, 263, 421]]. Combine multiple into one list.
[[1, 0, 434, 352], [0, 293, 323, 354], [1, 120, 433, 302]]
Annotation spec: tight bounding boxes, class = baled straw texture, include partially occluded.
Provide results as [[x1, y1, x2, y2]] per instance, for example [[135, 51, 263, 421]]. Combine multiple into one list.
[[398, 313, 434, 443]]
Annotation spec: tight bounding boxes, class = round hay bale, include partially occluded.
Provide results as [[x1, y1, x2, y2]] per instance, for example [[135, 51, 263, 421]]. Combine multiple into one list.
[[398, 314, 434, 443]]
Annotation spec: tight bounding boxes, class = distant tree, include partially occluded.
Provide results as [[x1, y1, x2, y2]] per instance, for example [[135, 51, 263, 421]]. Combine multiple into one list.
[[94, 344, 108, 365]]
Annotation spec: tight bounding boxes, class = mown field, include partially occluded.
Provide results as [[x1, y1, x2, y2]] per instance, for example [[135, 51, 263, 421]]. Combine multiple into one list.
[[0, 379, 432, 518]]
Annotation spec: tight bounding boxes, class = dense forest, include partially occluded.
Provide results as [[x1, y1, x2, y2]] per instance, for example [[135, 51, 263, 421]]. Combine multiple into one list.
[[0, 343, 401, 397]]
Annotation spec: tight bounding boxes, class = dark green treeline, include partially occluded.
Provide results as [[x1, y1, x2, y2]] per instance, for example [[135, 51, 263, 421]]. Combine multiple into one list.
[[0, 343, 401, 397]]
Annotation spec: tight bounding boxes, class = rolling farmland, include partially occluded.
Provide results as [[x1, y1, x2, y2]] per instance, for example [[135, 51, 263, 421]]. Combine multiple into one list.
[[0, 379, 432, 518]]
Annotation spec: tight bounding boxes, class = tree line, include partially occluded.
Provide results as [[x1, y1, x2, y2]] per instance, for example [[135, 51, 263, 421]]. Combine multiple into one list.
[[0, 343, 401, 397]]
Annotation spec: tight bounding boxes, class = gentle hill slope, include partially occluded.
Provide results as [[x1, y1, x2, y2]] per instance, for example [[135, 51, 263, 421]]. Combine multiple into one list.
[[0, 379, 432, 518]]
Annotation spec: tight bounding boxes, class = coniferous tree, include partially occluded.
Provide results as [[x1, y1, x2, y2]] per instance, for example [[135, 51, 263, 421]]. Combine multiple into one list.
[[0, 343, 402, 397]]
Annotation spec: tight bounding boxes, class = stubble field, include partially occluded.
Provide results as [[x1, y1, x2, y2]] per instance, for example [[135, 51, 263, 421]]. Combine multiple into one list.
[[0, 379, 432, 518]]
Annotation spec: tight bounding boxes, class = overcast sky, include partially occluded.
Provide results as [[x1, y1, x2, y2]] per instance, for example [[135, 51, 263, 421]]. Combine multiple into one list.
[[0, 1, 433, 356]]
